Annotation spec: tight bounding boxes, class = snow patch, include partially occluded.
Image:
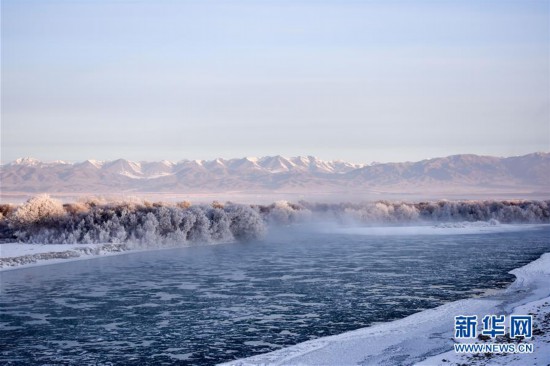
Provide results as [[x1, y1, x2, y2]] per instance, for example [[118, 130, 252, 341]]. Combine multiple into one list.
[[0, 243, 130, 271]]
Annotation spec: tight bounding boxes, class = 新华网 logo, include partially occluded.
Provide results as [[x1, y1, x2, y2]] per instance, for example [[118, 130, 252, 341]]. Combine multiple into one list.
[[453, 314, 534, 354]]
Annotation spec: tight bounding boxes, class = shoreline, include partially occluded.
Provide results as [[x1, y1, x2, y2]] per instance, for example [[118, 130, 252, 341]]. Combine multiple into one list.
[[0, 239, 245, 272], [0, 242, 215, 272], [0, 242, 135, 272], [222, 252, 550, 365]]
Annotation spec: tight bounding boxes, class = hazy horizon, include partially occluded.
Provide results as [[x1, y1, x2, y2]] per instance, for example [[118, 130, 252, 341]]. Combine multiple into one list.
[[2, 0, 549, 164]]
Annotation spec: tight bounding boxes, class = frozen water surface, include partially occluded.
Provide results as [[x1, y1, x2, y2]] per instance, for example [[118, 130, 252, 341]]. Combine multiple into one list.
[[1, 226, 549, 365]]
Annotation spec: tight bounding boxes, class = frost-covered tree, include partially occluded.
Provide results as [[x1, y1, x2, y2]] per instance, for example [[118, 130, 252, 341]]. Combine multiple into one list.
[[12, 194, 65, 228], [187, 207, 211, 243], [265, 201, 312, 225], [140, 212, 159, 245], [394, 203, 419, 221], [226, 204, 266, 241], [207, 207, 233, 242]]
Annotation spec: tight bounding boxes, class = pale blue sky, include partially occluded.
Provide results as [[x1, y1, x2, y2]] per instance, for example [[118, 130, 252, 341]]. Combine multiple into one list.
[[1, 0, 549, 163]]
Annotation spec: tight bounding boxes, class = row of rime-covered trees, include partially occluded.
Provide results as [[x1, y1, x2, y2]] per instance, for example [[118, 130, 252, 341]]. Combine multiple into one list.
[[0, 196, 549, 244], [0, 195, 266, 245], [288, 201, 550, 224], [260, 200, 550, 225]]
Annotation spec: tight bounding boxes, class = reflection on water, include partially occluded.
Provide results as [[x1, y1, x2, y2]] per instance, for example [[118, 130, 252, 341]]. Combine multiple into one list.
[[1, 226, 549, 365]]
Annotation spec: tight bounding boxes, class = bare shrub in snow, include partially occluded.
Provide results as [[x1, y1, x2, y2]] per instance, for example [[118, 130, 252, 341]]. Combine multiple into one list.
[[211, 201, 224, 209], [0, 203, 16, 220], [63, 202, 89, 215], [177, 201, 192, 209]]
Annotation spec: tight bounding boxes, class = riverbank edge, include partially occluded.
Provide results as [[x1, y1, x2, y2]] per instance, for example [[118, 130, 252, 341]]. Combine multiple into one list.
[[221, 252, 550, 365], [0, 241, 231, 271]]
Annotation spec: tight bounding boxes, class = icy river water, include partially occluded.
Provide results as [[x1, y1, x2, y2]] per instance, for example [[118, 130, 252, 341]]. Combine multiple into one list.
[[1, 225, 550, 365]]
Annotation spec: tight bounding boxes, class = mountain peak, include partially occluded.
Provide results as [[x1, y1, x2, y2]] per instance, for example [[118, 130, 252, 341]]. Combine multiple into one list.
[[11, 157, 41, 166], [84, 159, 104, 167]]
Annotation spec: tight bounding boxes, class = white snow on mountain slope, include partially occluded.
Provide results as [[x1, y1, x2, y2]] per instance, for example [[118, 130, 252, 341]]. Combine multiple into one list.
[[10, 157, 42, 166], [2, 155, 366, 174], [1, 153, 548, 198], [101, 158, 144, 176], [259, 156, 297, 173]]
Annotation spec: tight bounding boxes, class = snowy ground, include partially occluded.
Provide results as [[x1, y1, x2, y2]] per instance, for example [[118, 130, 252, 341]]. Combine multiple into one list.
[[0, 243, 104, 258], [418, 254, 550, 366], [0, 242, 130, 271], [222, 253, 550, 366]]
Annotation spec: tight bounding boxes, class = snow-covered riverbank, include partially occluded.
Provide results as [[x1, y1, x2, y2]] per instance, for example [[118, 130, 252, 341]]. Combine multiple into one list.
[[0, 242, 131, 270], [223, 252, 550, 366]]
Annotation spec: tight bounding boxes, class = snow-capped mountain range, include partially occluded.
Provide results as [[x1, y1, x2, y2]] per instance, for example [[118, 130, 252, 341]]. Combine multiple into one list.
[[1, 153, 549, 198]]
